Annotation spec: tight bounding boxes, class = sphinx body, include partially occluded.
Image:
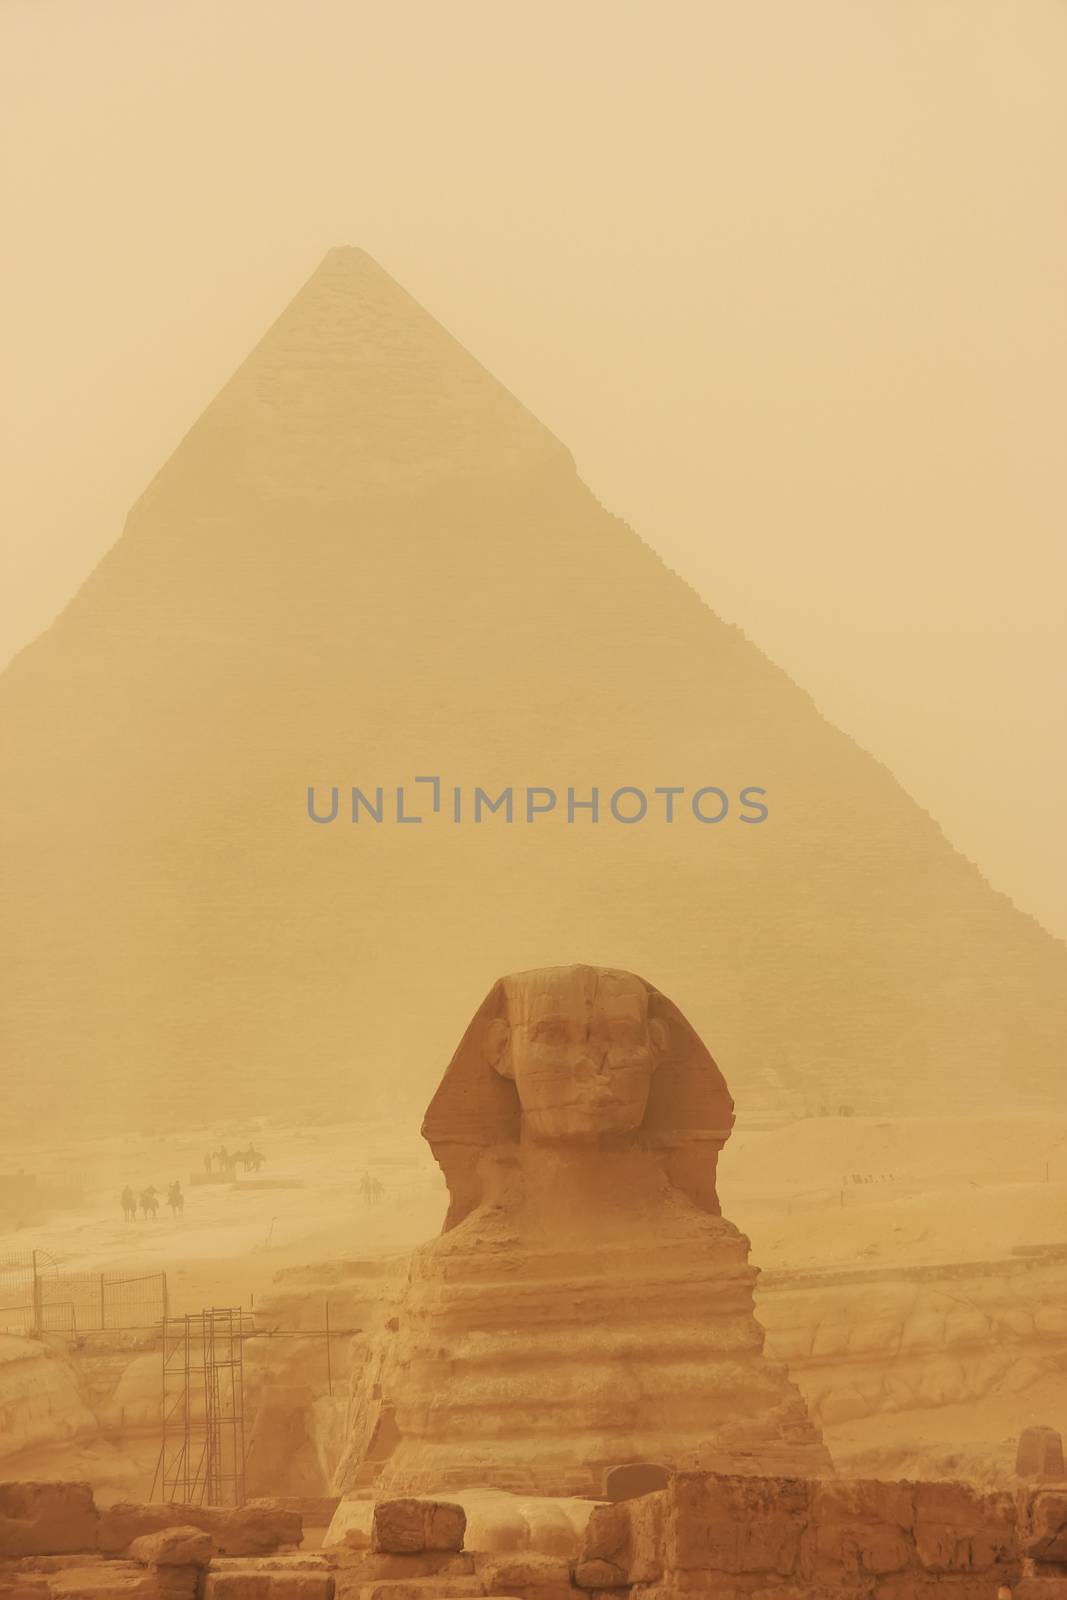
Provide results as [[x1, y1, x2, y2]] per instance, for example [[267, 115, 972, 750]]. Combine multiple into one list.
[[339, 965, 830, 1495]]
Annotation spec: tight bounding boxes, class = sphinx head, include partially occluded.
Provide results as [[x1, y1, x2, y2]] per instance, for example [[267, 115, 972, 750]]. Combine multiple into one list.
[[422, 963, 735, 1228], [486, 966, 667, 1142]]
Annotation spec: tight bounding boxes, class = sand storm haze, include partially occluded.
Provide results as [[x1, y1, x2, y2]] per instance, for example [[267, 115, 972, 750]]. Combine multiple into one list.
[[2, 246, 1064, 1139], [2, 0, 1065, 938], [0, 2, 1066, 1587]]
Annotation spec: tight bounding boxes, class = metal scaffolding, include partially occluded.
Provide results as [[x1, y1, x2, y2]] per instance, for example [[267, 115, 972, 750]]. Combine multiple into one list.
[[154, 1307, 246, 1506]]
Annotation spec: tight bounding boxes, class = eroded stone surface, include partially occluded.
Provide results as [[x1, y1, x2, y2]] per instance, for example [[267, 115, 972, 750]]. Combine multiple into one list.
[[371, 1498, 466, 1554], [580, 1494, 663, 1589], [327, 1551, 473, 1580], [473, 1550, 574, 1596], [1027, 1489, 1067, 1562], [332, 1579, 481, 1600], [245, 1392, 330, 1501], [127, 1527, 213, 1568], [0, 1483, 98, 1558], [97, 1504, 300, 1555], [602, 1471, 1024, 1598], [327, 1491, 595, 1561], [1019, 1427, 1067, 1481], [212, 1507, 304, 1558], [0, 1340, 99, 1479], [603, 1466, 668, 1504], [202, 1567, 335, 1600], [47, 1561, 198, 1597], [912, 1479, 1016, 1573], [0, 1470, 1047, 1600], [98, 1502, 301, 1559], [338, 967, 831, 1499]]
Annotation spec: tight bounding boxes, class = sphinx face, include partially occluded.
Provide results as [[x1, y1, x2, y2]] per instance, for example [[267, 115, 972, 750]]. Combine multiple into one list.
[[490, 967, 664, 1142]]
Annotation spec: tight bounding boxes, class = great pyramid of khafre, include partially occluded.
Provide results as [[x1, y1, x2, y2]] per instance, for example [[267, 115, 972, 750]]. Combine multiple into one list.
[[1, 247, 1064, 1137]]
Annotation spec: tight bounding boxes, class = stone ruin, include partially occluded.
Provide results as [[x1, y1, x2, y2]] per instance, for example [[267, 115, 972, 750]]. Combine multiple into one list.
[[337, 963, 831, 1497], [1019, 1428, 1067, 1483], [5, 968, 1066, 1596], [5, 1471, 1067, 1598]]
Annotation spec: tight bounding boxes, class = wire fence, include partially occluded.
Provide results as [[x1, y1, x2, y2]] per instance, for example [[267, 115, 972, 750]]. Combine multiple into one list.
[[0, 1249, 166, 1335], [733, 1160, 1067, 1217]]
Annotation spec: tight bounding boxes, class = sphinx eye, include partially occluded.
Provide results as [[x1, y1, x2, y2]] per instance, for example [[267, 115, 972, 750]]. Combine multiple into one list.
[[533, 1019, 569, 1042]]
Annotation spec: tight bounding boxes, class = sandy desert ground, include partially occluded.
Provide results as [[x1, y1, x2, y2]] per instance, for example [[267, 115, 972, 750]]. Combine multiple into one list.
[[0, 1112, 444, 1319], [4, 1110, 1067, 1311], [2, 1108, 1066, 1493]]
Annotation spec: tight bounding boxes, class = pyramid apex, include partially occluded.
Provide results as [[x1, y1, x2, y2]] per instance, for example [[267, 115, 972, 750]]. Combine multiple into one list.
[[138, 248, 572, 509], [314, 243, 387, 272]]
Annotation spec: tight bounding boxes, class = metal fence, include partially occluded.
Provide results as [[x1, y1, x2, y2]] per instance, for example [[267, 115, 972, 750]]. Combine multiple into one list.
[[734, 1160, 1067, 1218], [0, 1249, 167, 1334]]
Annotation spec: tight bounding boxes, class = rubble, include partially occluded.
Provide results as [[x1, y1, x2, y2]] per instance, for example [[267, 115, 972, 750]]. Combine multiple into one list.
[[0, 1467, 1062, 1597]]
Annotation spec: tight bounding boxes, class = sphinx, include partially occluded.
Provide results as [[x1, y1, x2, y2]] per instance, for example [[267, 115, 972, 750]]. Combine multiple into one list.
[[338, 964, 831, 1496]]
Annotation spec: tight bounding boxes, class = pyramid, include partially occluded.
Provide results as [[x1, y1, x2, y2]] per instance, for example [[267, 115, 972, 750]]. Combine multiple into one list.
[[1, 247, 1063, 1136]]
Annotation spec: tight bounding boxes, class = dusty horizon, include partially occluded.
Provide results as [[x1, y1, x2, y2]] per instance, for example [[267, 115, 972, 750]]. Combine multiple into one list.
[[3, 4, 1067, 1571], [2, 0, 1065, 940]]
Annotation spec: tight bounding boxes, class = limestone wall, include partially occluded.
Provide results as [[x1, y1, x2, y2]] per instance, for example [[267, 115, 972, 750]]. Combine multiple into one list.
[[578, 1472, 1046, 1597], [758, 1253, 1067, 1427], [0, 1335, 97, 1463], [6, 1475, 1067, 1600], [242, 1256, 404, 1499], [236, 1248, 1067, 1503]]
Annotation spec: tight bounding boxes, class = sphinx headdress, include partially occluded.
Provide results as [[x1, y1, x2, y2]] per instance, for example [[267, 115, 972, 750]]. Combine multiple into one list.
[[421, 964, 735, 1229]]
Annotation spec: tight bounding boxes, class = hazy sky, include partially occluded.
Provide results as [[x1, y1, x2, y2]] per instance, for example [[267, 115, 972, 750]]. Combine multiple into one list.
[[2, 0, 1064, 937]]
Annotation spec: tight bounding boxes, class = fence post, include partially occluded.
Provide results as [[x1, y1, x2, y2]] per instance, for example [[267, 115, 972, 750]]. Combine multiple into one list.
[[31, 1250, 42, 1334], [100, 1273, 107, 1331], [325, 1300, 332, 1397]]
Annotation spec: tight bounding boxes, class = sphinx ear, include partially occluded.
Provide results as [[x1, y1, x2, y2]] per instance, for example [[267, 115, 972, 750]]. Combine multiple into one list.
[[486, 1018, 512, 1076], [649, 1017, 668, 1058]]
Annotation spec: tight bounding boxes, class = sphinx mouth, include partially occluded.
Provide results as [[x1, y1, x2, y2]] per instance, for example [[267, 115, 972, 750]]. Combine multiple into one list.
[[585, 1096, 626, 1117], [580, 1079, 617, 1102]]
